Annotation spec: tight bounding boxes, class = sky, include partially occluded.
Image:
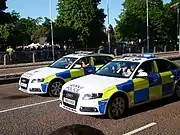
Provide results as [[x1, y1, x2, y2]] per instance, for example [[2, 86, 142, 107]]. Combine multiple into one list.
[[6, 0, 171, 27]]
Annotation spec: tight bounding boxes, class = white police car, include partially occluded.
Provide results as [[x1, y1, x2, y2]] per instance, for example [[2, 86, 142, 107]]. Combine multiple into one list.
[[19, 51, 114, 97], [59, 53, 180, 119]]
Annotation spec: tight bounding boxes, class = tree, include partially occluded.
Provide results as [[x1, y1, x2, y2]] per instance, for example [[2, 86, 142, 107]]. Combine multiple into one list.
[[0, 0, 7, 11], [0, 0, 7, 25], [56, 0, 106, 48], [31, 26, 49, 43], [115, 0, 165, 46]]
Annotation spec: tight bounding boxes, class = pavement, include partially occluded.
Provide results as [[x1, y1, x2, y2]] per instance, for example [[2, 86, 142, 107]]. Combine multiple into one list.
[[0, 83, 180, 135], [0, 65, 47, 75]]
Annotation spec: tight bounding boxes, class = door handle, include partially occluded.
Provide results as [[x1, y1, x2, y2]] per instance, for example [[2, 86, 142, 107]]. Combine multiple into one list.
[[170, 75, 175, 79]]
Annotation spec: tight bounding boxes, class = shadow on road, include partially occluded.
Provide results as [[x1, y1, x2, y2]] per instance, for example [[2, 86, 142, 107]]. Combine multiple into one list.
[[94, 96, 179, 120], [2, 94, 33, 100], [125, 97, 178, 117], [48, 124, 105, 135]]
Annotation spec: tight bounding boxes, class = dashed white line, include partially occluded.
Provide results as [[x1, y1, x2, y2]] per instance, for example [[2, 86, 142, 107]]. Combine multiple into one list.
[[0, 99, 60, 113], [123, 122, 157, 135]]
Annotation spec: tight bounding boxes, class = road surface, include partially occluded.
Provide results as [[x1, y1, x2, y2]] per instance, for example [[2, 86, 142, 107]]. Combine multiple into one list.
[[0, 83, 180, 135]]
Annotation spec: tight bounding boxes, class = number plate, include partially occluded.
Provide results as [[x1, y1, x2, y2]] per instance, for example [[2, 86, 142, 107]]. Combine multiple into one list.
[[21, 83, 27, 88], [63, 98, 75, 105]]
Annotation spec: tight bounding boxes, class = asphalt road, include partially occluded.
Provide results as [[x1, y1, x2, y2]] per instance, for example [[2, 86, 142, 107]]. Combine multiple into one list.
[[0, 83, 180, 135]]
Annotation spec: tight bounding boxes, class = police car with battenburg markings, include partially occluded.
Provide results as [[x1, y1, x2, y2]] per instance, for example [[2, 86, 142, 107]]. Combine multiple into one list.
[[59, 53, 180, 119], [18, 51, 114, 97]]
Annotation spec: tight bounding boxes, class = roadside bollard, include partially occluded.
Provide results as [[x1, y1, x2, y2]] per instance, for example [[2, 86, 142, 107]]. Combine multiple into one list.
[[4, 54, 7, 65], [141, 47, 144, 53], [114, 48, 117, 56], [164, 46, 167, 52], [153, 47, 156, 53], [98, 49, 101, 54], [33, 53, 36, 63]]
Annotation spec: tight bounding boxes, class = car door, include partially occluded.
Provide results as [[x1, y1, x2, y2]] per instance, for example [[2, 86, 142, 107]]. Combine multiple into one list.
[[132, 60, 162, 104], [155, 59, 174, 96], [70, 56, 96, 80]]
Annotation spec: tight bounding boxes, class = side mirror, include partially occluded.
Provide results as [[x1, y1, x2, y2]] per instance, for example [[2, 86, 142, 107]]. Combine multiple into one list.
[[73, 64, 82, 69], [136, 71, 148, 78]]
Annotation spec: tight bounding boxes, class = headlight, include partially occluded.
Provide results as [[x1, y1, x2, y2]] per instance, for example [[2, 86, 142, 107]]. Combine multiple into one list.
[[31, 78, 44, 83], [82, 93, 103, 100]]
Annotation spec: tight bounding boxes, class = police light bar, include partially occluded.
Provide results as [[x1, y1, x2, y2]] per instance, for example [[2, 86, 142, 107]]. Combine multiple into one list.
[[74, 51, 94, 54], [122, 53, 156, 59], [122, 53, 141, 58], [141, 53, 156, 58]]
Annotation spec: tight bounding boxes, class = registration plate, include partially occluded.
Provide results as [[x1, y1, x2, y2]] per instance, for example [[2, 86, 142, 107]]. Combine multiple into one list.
[[63, 98, 75, 105], [21, 83, 27, 88]]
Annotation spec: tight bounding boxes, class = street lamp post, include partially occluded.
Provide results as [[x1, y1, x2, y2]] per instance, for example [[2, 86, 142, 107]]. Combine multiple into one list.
[[146, 0, 150, 53], [107, 0, 111, 54], [49, 0, 55, 61]]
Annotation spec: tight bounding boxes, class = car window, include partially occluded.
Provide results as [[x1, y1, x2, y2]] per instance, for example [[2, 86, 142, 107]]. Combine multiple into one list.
[[93, 56, 113, 65], [72, 57, 90, 69], [155, 59, 171, 73], [135, 60, 155, 76], [95, 61, 139, 78], [49, 57, 78, 69]]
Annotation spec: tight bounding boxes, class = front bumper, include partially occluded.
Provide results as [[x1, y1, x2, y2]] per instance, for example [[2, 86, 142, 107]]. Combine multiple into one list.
[[59, 91, 107, 115], [19, 77, 48, 94]]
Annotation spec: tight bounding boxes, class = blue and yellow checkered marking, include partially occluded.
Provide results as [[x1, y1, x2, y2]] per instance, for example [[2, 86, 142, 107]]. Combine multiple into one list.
[[41, 82, 48, 92], [98, 99, 108, 114], [40, 65, 101, 92], [98, 69, 180, 114]]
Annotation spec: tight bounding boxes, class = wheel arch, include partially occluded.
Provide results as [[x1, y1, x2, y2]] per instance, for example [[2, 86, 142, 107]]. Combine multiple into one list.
[[173, 79, 180, 93], [46, 77, 66, 92], [104, 90, 130, 114]]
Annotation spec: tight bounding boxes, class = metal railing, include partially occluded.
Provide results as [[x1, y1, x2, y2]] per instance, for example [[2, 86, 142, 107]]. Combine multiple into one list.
[[0, 45, 177, 65]]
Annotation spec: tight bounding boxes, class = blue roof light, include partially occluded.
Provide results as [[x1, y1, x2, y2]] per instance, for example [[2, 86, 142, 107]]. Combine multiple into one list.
[[122, 53, 157, 59], [142, 53, 156, 58]]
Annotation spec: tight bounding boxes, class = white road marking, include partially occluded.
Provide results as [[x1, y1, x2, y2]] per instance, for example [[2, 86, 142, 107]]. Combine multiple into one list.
[[0, 99, 60, 113], [123, 122, 157, 135]]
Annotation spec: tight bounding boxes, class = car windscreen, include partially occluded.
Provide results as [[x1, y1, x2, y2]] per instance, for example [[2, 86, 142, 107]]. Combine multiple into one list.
[[49, 57, 78, 69], [95, 61, 139, 78]]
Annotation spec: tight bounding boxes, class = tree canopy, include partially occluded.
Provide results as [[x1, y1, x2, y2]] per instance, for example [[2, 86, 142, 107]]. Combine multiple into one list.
[[0, 0, 7, 11], [56, 0, 106, 48], [114, 0, 179, 49], [1, 0, 180, 51], [0, 11, 52, 50]]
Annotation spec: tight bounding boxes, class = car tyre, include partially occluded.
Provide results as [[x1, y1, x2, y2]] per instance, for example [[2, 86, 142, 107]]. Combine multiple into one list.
[[48, 80, 64, 97], [106, 94, 128, 119]]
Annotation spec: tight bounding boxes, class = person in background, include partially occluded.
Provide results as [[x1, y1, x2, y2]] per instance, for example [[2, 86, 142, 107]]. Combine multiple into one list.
[[48, 124, 105, 135], [6, 46, 14, 61]]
